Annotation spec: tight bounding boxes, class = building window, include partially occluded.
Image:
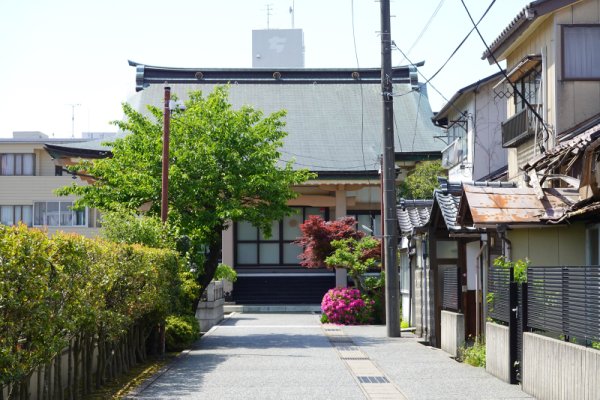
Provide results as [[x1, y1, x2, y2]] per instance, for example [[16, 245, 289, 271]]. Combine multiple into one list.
[[33, 201, 86, 227], [0, 205, 33, 226], [514, 64, 542, 111], [347, 211, 381, 236], [235, 207, 328, 267], [0, 153, 35, 176], [562, 25, 600, 80]]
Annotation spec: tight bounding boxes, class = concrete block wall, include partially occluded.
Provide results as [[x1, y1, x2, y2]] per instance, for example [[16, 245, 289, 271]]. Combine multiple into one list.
[[522, 332, 600, 400], [196, 280, 226, 332], [485, 322, 511, 383], [440, 310, 464, 357], [414, 269, 435, 343]]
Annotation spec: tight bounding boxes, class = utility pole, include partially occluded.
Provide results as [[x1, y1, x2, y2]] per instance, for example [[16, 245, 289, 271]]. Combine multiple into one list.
[[161, 86, 171, 224], [381, 0, 401, 337]]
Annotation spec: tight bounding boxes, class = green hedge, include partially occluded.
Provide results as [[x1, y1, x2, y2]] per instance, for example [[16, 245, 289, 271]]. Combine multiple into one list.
[[0, 224, 180, 396]]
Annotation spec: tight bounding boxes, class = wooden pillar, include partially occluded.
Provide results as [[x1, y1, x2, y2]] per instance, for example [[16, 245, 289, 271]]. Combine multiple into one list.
[[335, 189, 348, 287]]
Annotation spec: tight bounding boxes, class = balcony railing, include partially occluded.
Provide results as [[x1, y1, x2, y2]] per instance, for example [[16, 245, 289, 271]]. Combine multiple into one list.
[[501, 108, 535, 148]]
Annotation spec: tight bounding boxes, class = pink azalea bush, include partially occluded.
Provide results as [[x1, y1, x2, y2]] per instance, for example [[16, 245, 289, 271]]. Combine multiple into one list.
[[320, 287, 375, 325]]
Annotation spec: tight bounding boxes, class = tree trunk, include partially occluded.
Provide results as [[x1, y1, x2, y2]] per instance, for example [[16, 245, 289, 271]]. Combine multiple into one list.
[[67, 339, 72, 400], [72, 336, 80, 400], [43, 364, 50, 400], [194, 234, 223, 311], [36, 366, 42, 400], [56, 352, 63, 400]]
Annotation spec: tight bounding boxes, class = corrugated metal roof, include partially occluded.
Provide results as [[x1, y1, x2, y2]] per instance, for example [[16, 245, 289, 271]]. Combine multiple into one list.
[[127, 81, 443, 172], [458, 185, 579, 226]]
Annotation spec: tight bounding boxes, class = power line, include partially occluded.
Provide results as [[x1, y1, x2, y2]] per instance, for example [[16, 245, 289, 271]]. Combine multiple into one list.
[[459, 0, 549, 153], [426, 0, 496, 84], [399, 0, 446, 65], [351, 0, 368, 172]]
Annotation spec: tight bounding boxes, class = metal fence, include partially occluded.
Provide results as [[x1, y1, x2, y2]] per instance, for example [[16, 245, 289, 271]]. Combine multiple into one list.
[[527, 266, 600, 345], [442, 266, 460, 311], [488, 264, 511, 323]]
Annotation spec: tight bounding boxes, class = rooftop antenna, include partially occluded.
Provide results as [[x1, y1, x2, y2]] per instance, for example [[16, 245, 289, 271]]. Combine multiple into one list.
[[289, 1, 295, 29], [67, 103, 81, 138], [266, 4, 273, 29]]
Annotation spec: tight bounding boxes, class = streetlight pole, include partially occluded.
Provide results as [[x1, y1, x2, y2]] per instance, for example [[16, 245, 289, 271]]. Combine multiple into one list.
[[381, 0, 401, 337], [161, 86, 171, 223]]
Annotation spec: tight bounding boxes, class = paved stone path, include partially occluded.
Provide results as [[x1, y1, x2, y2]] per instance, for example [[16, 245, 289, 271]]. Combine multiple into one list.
[[128, 313, 534, 400]]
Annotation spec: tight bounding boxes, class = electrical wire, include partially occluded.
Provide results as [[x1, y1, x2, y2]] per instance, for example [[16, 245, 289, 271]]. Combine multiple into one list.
[[399, 0, 446, 65], [351, 0, 368, 172], [425, 0, 496, 84], [459, 0, 549, 153], [279, 149, 364, 164]]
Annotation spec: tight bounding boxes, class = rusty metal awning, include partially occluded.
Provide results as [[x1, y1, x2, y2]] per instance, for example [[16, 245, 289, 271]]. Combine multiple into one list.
[[493, 55, 541, 89], [457, 185, 579, 227]]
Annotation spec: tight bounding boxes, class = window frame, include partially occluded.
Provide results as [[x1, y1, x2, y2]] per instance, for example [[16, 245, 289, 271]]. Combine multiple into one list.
[[513, 64, 542, 111], [33, 201, 87, 227], [0, 205, 33, 226], [0, 153, 36, 176], [234, 206, 329, 267], [561, 24, 600, 81], [347, 210, 381, 236]]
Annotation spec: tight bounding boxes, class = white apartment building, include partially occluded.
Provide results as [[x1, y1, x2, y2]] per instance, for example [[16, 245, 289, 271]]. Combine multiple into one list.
[[0, 131, 104, 236]]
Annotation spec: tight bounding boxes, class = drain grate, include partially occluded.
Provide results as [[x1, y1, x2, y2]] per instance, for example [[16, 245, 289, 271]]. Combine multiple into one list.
[[324, 328, 341, 332], [329, 339, 354, 346], [342, 356, 369, 360], [357, 376, 390, 384]]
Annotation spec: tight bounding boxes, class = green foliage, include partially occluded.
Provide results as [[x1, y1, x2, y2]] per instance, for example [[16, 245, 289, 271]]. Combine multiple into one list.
[[214, 263, 237, 282], [165, 315, 200, 352], [493, 256, 529, 283], [101, 209, 176, 250], [57, 86, 314, 293], [458, 339, 486, 367], [325, 237, 381, 292], [0, 225, 180, 387], [401, 320, 410, 329], [397, 160, 445, 200], [364, 272, 386, 324], [592, 341, 600, 350]]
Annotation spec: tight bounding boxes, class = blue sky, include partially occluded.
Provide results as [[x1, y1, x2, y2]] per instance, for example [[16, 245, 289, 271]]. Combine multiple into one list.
[[0, 0, 530, 138]]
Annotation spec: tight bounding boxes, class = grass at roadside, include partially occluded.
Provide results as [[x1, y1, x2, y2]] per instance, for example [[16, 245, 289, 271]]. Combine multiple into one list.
[[84, 354, 177, 400]]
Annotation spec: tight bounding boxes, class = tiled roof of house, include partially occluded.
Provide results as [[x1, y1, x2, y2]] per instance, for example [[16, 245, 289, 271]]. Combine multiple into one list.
[[126, 63, 443, 173], [397, 199, 432, 236], [434, 191, 464, 231]]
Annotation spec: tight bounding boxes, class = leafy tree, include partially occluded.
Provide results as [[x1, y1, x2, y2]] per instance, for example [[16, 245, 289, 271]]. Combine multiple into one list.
[[295, 216, 365, 268], [325, 236, 382, 292], [397, 160, 445, 199], [57, 86, 312, 301]]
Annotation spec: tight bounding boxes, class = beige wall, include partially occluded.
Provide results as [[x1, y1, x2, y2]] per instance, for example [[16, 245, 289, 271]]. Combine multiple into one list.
[[0, 141, 100, 238], [504, 1, 600, 179], [508, 223, 586, 266]]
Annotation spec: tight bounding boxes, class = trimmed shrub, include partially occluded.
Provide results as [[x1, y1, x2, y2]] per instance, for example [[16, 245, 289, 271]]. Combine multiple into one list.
[[165, 315, 200, 351], [321, 287, 374, 325]]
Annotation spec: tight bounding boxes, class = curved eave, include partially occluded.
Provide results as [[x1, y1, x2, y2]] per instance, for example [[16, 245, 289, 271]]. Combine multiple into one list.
[[44, 143, 112, 160], [128, 60, 425, 92]]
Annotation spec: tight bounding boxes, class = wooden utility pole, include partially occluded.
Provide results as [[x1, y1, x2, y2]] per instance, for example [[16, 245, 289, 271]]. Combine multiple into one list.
[[161, 86, 171, 224], [381, 0, 401, 337]]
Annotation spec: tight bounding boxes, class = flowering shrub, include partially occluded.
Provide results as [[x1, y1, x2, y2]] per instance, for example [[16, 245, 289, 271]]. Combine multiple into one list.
[[321, 287, 374, 325]]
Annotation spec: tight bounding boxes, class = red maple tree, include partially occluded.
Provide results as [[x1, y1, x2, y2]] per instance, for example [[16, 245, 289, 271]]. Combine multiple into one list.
[[295, 215, 367, 268]]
